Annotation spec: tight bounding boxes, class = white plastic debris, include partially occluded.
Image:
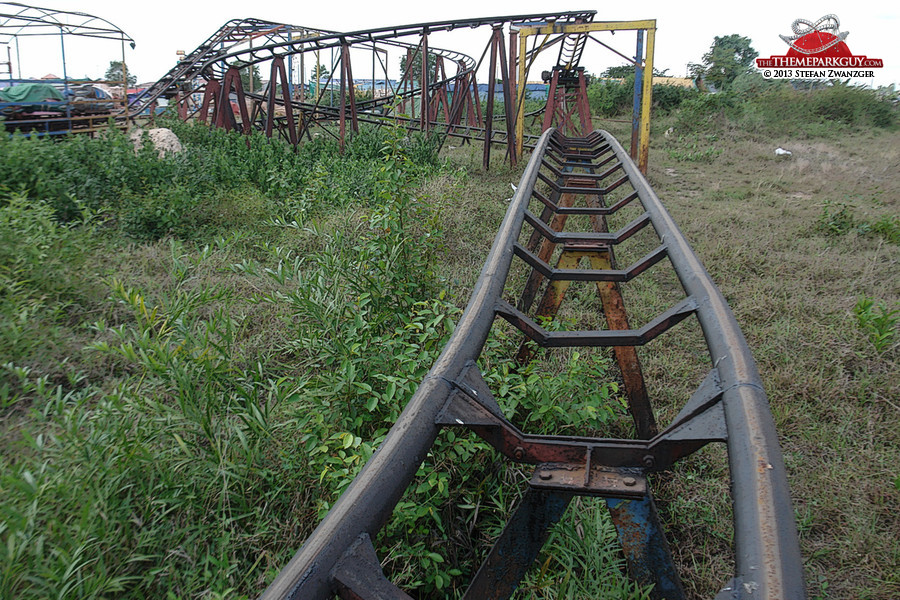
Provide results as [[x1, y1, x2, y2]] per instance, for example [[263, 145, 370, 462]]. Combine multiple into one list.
[[775, 147, 792, 156]]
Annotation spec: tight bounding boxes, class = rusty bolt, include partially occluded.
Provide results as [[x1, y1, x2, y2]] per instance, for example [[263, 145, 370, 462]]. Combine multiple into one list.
[[538, 469, 552, 480], [642, 455, 655, 468], [623, 476, 637, 487], [513, 447, 525, 460]]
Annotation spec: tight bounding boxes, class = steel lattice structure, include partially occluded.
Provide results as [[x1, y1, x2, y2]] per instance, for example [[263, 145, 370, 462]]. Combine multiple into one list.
[[258, 127, 805, 599], [132, 12, 663, 170]]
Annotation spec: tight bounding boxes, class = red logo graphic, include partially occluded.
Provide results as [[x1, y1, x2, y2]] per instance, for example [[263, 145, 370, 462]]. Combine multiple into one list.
[[756, 15, 883, 73]]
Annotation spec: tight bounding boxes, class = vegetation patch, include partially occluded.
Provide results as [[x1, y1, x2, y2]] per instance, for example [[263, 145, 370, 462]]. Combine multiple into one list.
[[2, 55, 898, 598]]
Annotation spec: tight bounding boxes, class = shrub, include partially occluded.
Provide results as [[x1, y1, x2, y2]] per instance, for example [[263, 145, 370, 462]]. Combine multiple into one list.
[[652, 84, 698, 113], [854, 296, 899, 353], [672, 80, 896, 135], [587, 77, 634, 117], [675, 92, 737, 132]]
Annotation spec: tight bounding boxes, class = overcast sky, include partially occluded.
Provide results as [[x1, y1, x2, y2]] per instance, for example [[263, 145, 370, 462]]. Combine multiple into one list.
[[6, 1, 898, 88]]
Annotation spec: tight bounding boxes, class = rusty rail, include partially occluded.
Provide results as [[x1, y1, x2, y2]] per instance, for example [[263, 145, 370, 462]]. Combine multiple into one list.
[[136, 12, 622, 168], [260, 128, 806, 599]]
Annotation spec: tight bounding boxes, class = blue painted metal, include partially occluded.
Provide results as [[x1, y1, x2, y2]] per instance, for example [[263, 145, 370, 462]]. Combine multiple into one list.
[[464, 488, 572, 599], [59, 29, 73, 127], [630, 30, 644, 160], [606, 495, 685, 600]]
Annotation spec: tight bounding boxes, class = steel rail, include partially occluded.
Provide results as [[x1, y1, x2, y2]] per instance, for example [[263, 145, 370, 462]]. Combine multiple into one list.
[[520, 130, 804, 595], [603, 131, 805, 598], [259, 128, 805, 599], [202, 11, 594, 71], [127, 11, 595, 117], [259, 121, 553, 600]]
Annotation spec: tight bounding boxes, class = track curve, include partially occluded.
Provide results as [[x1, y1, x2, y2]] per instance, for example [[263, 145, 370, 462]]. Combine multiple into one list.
[[259, 128, 806, 600]]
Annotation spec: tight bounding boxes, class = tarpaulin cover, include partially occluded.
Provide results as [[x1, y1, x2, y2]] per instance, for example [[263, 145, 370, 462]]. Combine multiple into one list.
[[0, 83, 65, 103]]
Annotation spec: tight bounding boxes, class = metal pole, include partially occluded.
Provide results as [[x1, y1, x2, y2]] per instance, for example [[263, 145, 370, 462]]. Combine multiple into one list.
[[15, 36, 21, 79], [516, 32, 527, 161], [59, 27, 72, 131], [639, 26, 655, 174], [288, 29, 293, 99], [121, 37, 129, 126], [420, 31, 429, 132], [482, 28, 499, 170], [631, 30, 643, 162]]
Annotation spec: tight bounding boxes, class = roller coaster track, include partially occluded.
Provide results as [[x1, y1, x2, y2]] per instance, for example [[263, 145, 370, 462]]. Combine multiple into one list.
[[127, 18, 336, 114], [260, 129, 806, 599], [128, 11, 594, 113], [129, 12, 599, 162]]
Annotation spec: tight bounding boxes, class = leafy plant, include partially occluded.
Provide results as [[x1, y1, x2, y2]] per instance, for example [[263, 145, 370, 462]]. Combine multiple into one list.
[[816, 200, 857, 236], [854, 296, 899, 353]]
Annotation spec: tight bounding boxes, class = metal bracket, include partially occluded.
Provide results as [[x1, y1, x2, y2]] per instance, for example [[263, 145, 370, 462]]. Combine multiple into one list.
[[530, 463, 647, 498], [332, 533, 413, 600]]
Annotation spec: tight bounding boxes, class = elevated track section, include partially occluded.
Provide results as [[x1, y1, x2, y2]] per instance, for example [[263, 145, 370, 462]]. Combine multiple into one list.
[[133, 11, 663, 169]]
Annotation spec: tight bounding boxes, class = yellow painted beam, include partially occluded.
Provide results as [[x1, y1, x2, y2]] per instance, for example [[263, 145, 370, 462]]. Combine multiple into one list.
[[517, 20, 656, 36], [514, 19, 658, 170], [639, 26, 656, 174], [516, 33, 527, 160]]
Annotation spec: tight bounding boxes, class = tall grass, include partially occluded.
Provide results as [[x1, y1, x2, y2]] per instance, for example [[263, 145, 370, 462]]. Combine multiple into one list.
[[0, 121, 640, 598], [675, 75, 896, 135]]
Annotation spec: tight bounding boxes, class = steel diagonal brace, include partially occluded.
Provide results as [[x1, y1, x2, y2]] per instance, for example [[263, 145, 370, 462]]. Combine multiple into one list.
[[332, 534, 414, 600], [512, 242, 668, 282], [532, 188, 639, 215]]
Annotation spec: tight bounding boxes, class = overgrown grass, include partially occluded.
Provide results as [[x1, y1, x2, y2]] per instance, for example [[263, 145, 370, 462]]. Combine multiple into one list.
[[646, 108, 899, 598], [675, 76, 896, 135], [4, 79, 897, 600], [587, 76, 698, 117], [0, 121, 643, 599]]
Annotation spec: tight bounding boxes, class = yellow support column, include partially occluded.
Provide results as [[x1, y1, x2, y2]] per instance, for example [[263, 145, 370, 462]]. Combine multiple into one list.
[[639, 24, 656, 174], [516, 32, 527, 161]]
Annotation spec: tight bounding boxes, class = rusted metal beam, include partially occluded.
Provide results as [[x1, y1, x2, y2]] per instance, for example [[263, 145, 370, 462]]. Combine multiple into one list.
[[462, 489, 572, 600], [266, 57, 297, 146]]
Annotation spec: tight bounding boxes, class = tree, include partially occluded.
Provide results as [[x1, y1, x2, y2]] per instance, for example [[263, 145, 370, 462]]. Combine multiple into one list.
[[311, 63, 330, 81], [399, 52, 436, 84], [600, 64, 668, 79], [235, 62, 262, 92], [104, 60, 136, 86], [692, 34, 758, 91]]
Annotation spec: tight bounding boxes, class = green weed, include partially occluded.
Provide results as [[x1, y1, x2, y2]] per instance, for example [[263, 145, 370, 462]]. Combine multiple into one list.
[[816, 200, 858, 236], [854, 296, 899, 353], [674, 79, 896, 135], [815, 200, 900, 245]]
